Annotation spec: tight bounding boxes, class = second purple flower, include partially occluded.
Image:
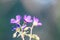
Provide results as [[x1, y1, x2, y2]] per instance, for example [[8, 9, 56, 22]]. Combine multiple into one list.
[[24, 15, 32, 23]]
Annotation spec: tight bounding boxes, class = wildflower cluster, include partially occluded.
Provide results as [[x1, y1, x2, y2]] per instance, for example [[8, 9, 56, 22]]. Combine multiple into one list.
[[10, 15, 42, 40]]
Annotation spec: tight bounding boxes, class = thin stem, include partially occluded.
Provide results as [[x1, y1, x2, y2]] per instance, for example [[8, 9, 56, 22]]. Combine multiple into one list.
[[22, 37, 24, 40], [21, 32, 25, 40], [29, 25, 34, 40], [21, 22, 26, 40]]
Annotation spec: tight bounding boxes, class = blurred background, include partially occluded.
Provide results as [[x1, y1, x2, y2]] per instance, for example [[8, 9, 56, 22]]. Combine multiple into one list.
[[0, 0, 60, 40]]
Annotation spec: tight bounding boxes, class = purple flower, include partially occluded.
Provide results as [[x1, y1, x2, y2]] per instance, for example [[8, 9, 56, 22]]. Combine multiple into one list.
[[24, 15, 32, 22], [33, 17, 42, 26], [11, 15, 21, 24]]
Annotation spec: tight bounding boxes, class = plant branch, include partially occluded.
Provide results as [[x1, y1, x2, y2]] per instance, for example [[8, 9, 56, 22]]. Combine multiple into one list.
[[29, 25, 34, 40]]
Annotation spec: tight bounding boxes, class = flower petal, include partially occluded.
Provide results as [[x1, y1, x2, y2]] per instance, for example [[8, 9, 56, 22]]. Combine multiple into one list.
[[11, 18, 16, 23], [27, 16, 31, 19], [22, 25, 27, 29], [24, 15, 32, 22], [38, 23, 42, 26], [16, 15, 21, 20], [24, 15, 27, 19], [33, 17, 42, 26], [33, 17, 39, 22]]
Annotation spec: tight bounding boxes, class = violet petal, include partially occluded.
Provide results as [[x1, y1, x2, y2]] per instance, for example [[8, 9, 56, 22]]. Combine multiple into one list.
[[24, 15, 32, 22], [22, 25, 27, 29], [11, 18, 16, 23], [16, 15, 21, 21], [38, 23, 42, 26]]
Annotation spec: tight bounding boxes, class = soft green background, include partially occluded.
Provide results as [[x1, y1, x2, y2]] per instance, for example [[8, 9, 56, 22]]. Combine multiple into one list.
[[0, 0, 60, 40]]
